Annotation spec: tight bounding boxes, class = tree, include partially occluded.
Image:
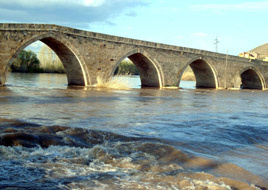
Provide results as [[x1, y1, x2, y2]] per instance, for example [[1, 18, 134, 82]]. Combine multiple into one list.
[[38, 45, 65, 73], [11, 50, 41, 72], [114, 59, 139, 75]]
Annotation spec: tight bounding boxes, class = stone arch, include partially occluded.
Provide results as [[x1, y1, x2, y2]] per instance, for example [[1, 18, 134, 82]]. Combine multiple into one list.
[[240, 67, 265, 90], [7, 33, 90, 86], [112, 49, 164, 88], [179, 57, 219, 88]]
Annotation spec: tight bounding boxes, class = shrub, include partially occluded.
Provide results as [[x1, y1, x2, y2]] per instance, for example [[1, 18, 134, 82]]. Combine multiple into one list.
[[114, 60, 139, 75], [10, 50, 41, 73]]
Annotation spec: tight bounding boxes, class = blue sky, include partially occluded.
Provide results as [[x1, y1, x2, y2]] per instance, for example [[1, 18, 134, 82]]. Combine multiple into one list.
[[1, 0, 268, 55]]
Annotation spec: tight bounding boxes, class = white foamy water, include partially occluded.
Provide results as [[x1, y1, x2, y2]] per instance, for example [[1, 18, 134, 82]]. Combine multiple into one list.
[[0, 73, 268, 189], [1, 142, 262, 190]]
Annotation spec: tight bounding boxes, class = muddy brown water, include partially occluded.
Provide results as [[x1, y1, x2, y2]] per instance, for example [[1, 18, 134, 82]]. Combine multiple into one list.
[[0, 73, 267, 189]]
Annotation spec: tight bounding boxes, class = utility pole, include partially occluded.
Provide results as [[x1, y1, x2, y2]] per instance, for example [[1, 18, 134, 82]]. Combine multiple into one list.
[[214, 37, 219, 52], [224, 50, 228, 89]]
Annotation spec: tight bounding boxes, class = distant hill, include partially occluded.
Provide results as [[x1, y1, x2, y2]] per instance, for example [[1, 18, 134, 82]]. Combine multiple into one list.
[[249, 43, 268, 59]]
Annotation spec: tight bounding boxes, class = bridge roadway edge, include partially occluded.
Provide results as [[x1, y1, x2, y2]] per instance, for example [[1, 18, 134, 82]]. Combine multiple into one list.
[[1, 23, 268, 90]]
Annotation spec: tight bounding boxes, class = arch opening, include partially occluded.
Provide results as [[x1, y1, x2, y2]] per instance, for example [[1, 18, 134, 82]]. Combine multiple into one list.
[[240, 69, 263, 90], [129, 53, 160, 87], [40, 37, 86, 86], [180, 66, 196, 89], [113, 58, 141, 88], [113, 52, 162, 88], [7, 41, 67, 88], [180, 59, 217, 89], [7, 35, 87, 87]]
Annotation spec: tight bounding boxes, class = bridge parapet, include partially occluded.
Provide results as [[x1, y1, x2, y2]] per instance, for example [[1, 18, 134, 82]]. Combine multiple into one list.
[[1, 23, 268, 89], [1, 23, 264, 64]]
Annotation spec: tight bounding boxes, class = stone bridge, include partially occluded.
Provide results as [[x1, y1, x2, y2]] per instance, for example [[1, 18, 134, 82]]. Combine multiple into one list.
[[1, 23, 268, 90]]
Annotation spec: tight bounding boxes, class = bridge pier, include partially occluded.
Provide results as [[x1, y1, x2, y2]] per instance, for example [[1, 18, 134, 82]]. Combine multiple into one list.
[[0, 23, 268, 90], [0, 70, 6, 86], [0, 53, 12, 86]]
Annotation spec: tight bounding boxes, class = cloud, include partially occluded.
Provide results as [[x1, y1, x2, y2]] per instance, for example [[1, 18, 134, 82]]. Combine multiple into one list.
[[126, 11, 137, 17], [0, 0, 147, 28], [0, 0, 106, 8], [83, 0, 106, 7], [0, 8, 28, 18], [193, 1, 268, 12]]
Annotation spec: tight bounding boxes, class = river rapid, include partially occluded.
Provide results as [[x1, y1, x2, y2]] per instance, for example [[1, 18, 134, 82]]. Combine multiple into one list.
[[0, 73, 268, 190]]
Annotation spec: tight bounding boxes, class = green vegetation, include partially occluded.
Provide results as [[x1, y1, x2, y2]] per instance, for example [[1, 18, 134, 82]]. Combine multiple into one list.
[[10, 44, 65, 74], [38, 45, 65, 73], [10, 47, 195, 82], [114, 59, 139, 75], [10, 46, 146, 76], [10, 45, 139, 75], [10, 50, 41, 73]]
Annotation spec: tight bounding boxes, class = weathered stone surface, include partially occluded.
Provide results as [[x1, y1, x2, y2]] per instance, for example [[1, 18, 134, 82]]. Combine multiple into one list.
[[1, 23, 268, 89]]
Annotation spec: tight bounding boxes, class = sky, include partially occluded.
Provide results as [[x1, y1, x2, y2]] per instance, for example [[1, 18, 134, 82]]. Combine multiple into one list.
[[1, 0, 268, 55]]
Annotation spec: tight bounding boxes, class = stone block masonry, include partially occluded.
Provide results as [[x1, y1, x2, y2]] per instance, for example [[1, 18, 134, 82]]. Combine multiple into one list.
[[1, 23, 268, 89]]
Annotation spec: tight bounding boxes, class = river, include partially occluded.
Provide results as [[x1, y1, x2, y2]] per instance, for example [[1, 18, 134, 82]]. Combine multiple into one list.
[[0, 73, 267, 190]]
